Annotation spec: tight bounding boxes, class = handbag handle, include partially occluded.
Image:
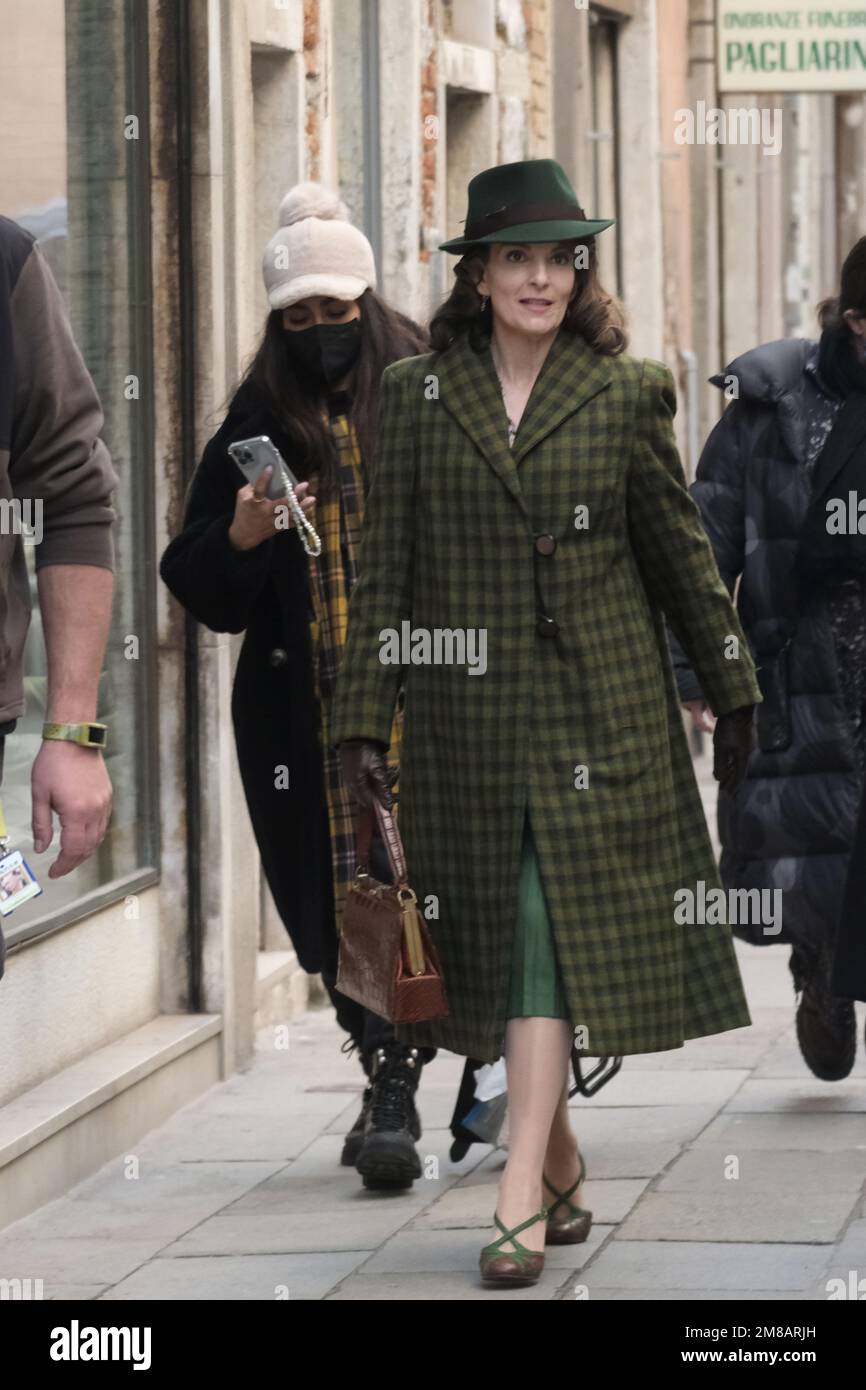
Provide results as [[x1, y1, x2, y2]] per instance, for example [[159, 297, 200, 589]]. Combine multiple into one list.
[[356, 798, 408, 887]]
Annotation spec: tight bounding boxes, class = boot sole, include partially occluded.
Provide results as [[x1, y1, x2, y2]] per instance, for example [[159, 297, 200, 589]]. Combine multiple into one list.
[[356, 1134, 422, 1185], [796, 1010, 856, 1082], [361, 1173, 415, 1191], [340, 1133, 365, 1167]]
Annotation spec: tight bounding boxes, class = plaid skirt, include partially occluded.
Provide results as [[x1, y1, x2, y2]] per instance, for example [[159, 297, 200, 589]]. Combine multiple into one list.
[[507, 813, 570, 1020]]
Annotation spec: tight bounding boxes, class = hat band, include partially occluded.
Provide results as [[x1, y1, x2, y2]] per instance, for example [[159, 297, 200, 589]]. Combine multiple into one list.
[[464, 198, 587, 241]]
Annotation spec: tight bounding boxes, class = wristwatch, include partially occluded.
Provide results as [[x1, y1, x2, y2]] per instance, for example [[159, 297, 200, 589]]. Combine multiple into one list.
[[42, 721, 108, 750]]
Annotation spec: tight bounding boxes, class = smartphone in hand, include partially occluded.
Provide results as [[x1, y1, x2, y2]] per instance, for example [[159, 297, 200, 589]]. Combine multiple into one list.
[[227, 434, 322, 557], [228, 436, 299, 501]]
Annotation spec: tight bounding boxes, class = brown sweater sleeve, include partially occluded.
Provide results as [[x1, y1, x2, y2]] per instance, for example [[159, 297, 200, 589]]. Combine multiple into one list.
[[10, 242, 117, 570]]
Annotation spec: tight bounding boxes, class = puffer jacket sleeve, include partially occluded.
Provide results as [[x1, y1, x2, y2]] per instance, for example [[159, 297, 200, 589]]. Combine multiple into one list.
[[666, 391, 749, 703], [159, 422, 275, 634], [627, 359, 761, 718]]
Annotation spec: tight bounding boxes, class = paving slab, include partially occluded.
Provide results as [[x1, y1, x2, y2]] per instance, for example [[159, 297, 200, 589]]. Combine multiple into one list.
[[695, 1112, 866, 1152], [324, 1268, 573, 1300], [0, 1161, 284, 1243], [724, 1079, 866, 1112], [139, 1102, 352, 1162], [98, 1251, 366, 1301], [360, 1223, 612, 1274], [44, 1284, 109, 1301], [655, 1146, 866, 1194], [570, 1288, 814, 1301], [161, 1202, 420, 1256], [558, 1105, 722, 1178], [4, 891, 864, 1302], [0, 1236, 167, 1286], [566, 1070, 750, 1108], [623, 1039, 777, 1072], [829, 1217, 866, 1264], [614, 1188, 855, 1244], [409, 1175, 647, 1229], [580, 1240, 829, 1291]]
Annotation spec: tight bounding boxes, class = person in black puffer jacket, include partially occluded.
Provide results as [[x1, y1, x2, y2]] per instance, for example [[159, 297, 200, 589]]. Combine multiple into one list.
[[671, 236, 866, 1081]]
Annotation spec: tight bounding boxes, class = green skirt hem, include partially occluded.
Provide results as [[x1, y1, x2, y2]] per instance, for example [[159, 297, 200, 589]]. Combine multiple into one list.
[[506, 814, 570, 1021]]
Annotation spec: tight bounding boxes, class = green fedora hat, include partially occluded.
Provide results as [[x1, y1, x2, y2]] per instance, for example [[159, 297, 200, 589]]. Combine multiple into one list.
[[439, 158, 614, 254]]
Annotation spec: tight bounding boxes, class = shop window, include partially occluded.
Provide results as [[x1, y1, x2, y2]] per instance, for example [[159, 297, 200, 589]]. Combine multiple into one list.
[[0, 0, 158, 943]]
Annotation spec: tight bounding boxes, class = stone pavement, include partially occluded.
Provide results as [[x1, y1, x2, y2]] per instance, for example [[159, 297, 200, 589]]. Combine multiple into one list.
[[1, 748, 865, 1301], [1, 955, 864, 1302]]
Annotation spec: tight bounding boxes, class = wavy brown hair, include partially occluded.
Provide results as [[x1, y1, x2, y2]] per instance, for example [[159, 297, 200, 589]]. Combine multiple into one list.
[[238, 289, 428, 493], [430, 239, 628, 356]]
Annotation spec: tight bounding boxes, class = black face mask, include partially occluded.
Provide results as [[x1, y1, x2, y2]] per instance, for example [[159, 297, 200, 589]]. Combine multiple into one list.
[[283, 320, 362, 387]]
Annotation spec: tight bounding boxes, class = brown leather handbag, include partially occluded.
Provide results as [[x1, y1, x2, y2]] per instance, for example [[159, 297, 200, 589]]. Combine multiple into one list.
[[337, 799, 449, 1024]]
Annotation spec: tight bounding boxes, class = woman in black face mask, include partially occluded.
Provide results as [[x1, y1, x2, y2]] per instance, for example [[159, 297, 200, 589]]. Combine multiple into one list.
[[159, 183, 434, 1191]]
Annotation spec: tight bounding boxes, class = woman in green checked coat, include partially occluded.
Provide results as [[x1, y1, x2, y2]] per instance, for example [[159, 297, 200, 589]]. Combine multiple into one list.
[[333, 159, 762, 1287]]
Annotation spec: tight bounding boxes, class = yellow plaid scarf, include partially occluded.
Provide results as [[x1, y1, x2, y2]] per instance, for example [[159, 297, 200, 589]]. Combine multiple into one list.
[[307, 409, 402, 933]]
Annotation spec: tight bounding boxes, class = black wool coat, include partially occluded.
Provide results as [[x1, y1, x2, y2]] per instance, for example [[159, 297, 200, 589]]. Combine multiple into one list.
[[672, 339, 866, 971], [160, 382, 338, 974]]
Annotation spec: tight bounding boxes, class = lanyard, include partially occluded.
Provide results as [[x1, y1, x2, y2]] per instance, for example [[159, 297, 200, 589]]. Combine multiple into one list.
[[0, 796, 7, 852]]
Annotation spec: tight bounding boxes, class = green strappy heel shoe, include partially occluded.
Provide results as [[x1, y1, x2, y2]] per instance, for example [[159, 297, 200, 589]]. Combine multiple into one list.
[[479, 1206, 549, 1286], [543, 1152, 592, 1245]]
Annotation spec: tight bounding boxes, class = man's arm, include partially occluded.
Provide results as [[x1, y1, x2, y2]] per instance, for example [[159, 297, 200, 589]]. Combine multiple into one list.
[[31, 566, 113, 876], [38, 565, 113, 724], [9, 237, 117, 877], [10, 240, 117, 566]]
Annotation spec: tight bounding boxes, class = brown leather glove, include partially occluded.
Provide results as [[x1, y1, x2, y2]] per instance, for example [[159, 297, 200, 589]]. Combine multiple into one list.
[[712, 705, 755, 794], [338, 738, 396, 809]]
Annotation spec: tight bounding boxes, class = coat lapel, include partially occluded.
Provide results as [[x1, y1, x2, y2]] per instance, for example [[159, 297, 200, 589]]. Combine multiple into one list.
[[435, 332, 524, 508], [510, 330, 612, 465], [808, 391, 866, 505], [436, 330, 614, 508]]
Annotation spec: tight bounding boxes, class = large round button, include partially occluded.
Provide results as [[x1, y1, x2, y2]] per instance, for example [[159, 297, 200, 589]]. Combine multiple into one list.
[[270, 647, 289, 667], [535, 534, 556, 556], [537, 615, 559, 638]]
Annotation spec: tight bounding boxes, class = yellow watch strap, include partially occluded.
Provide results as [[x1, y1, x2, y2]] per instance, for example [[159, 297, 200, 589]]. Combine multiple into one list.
[[42, 722, 108, 749]]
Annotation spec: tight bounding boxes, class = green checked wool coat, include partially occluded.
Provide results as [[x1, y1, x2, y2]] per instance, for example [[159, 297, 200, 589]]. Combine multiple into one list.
[[330, 327, 763, 1063]]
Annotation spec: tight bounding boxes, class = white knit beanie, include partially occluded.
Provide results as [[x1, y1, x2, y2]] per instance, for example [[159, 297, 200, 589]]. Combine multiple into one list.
[[262, 182, 377, 310]]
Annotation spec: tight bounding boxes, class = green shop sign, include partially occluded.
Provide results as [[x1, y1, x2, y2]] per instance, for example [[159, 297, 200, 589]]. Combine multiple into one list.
[[717, 1, 866, 91]]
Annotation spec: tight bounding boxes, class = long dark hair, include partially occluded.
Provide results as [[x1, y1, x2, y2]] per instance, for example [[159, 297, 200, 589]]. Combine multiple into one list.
[[430, 238, 627, 356], [239, 289, 428, 490], [816, 236, 866, 397]]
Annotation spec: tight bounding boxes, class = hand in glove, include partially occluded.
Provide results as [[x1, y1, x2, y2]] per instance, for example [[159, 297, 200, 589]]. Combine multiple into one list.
[[338, 738, 396, 810], [712, 705, 755, 794]]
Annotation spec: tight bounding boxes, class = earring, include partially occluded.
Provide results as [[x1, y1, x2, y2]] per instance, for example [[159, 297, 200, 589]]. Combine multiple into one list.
[[479, 294, 489, 312]]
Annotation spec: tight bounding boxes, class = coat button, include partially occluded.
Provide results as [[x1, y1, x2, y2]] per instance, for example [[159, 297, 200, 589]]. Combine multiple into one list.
[[535, 534, 556, 556], [270, 647, 289, 667], [537, 615, 559, 638]]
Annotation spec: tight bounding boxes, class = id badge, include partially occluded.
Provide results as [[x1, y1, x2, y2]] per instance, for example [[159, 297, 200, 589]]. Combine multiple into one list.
[[0, 848, 43, 916]]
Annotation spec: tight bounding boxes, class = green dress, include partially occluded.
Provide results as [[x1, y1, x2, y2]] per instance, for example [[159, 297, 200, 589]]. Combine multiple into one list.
[[506, 814, 570, 1020], [501, 412, 571, 1023]]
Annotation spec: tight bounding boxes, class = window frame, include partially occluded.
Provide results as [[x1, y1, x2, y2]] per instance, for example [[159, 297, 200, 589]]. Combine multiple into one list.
[[4, 0, 160, 954]]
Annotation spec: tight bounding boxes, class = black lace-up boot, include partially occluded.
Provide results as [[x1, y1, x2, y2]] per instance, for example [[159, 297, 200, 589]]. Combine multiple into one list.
[[792, 944, 857, 1081], [355, 1042, 424, 1189], [340, 1037, 373, 1167]]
